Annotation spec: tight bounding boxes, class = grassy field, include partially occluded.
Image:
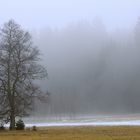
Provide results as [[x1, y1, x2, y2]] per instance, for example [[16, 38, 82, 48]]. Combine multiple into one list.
[[0, 126, 140, 140]]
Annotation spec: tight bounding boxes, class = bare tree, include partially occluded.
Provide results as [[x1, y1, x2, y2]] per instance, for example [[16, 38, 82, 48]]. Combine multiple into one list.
[[0, 20, 47, 130]]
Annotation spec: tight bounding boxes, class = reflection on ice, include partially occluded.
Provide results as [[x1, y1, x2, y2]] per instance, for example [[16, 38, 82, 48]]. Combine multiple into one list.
[[25, 120, 140, 127]]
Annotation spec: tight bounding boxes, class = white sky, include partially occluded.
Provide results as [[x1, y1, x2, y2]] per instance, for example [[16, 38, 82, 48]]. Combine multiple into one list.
[[0, 0, 140, 30]]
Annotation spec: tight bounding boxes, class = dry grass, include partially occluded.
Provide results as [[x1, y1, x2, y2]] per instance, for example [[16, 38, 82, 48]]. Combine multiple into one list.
[[0, 126, 140, 140]]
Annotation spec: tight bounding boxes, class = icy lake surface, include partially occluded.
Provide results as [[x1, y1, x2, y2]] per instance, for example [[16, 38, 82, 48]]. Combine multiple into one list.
[[22, 114, 140, 127]]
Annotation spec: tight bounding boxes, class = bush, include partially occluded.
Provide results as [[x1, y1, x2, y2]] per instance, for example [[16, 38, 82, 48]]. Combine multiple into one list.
[[32, 125, 37, 131], [0, 124, 5, 130], [16, 119, 25, 130]]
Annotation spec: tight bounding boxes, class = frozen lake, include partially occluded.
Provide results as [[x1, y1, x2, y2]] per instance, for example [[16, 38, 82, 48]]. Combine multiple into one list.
[[24, 120, 140, 127], [22, 114, 140, 127]]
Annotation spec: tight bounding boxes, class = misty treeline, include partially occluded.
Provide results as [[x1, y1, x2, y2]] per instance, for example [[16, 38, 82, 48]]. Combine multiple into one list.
[[33, 18, 140, 118]]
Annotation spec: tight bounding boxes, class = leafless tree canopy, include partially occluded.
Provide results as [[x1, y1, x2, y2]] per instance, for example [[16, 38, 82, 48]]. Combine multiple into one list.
[[0, 20, 47, 129]]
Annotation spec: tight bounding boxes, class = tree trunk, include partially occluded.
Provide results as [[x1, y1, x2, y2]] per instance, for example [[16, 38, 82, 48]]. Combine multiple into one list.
[[9, 112, 15, 130]]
